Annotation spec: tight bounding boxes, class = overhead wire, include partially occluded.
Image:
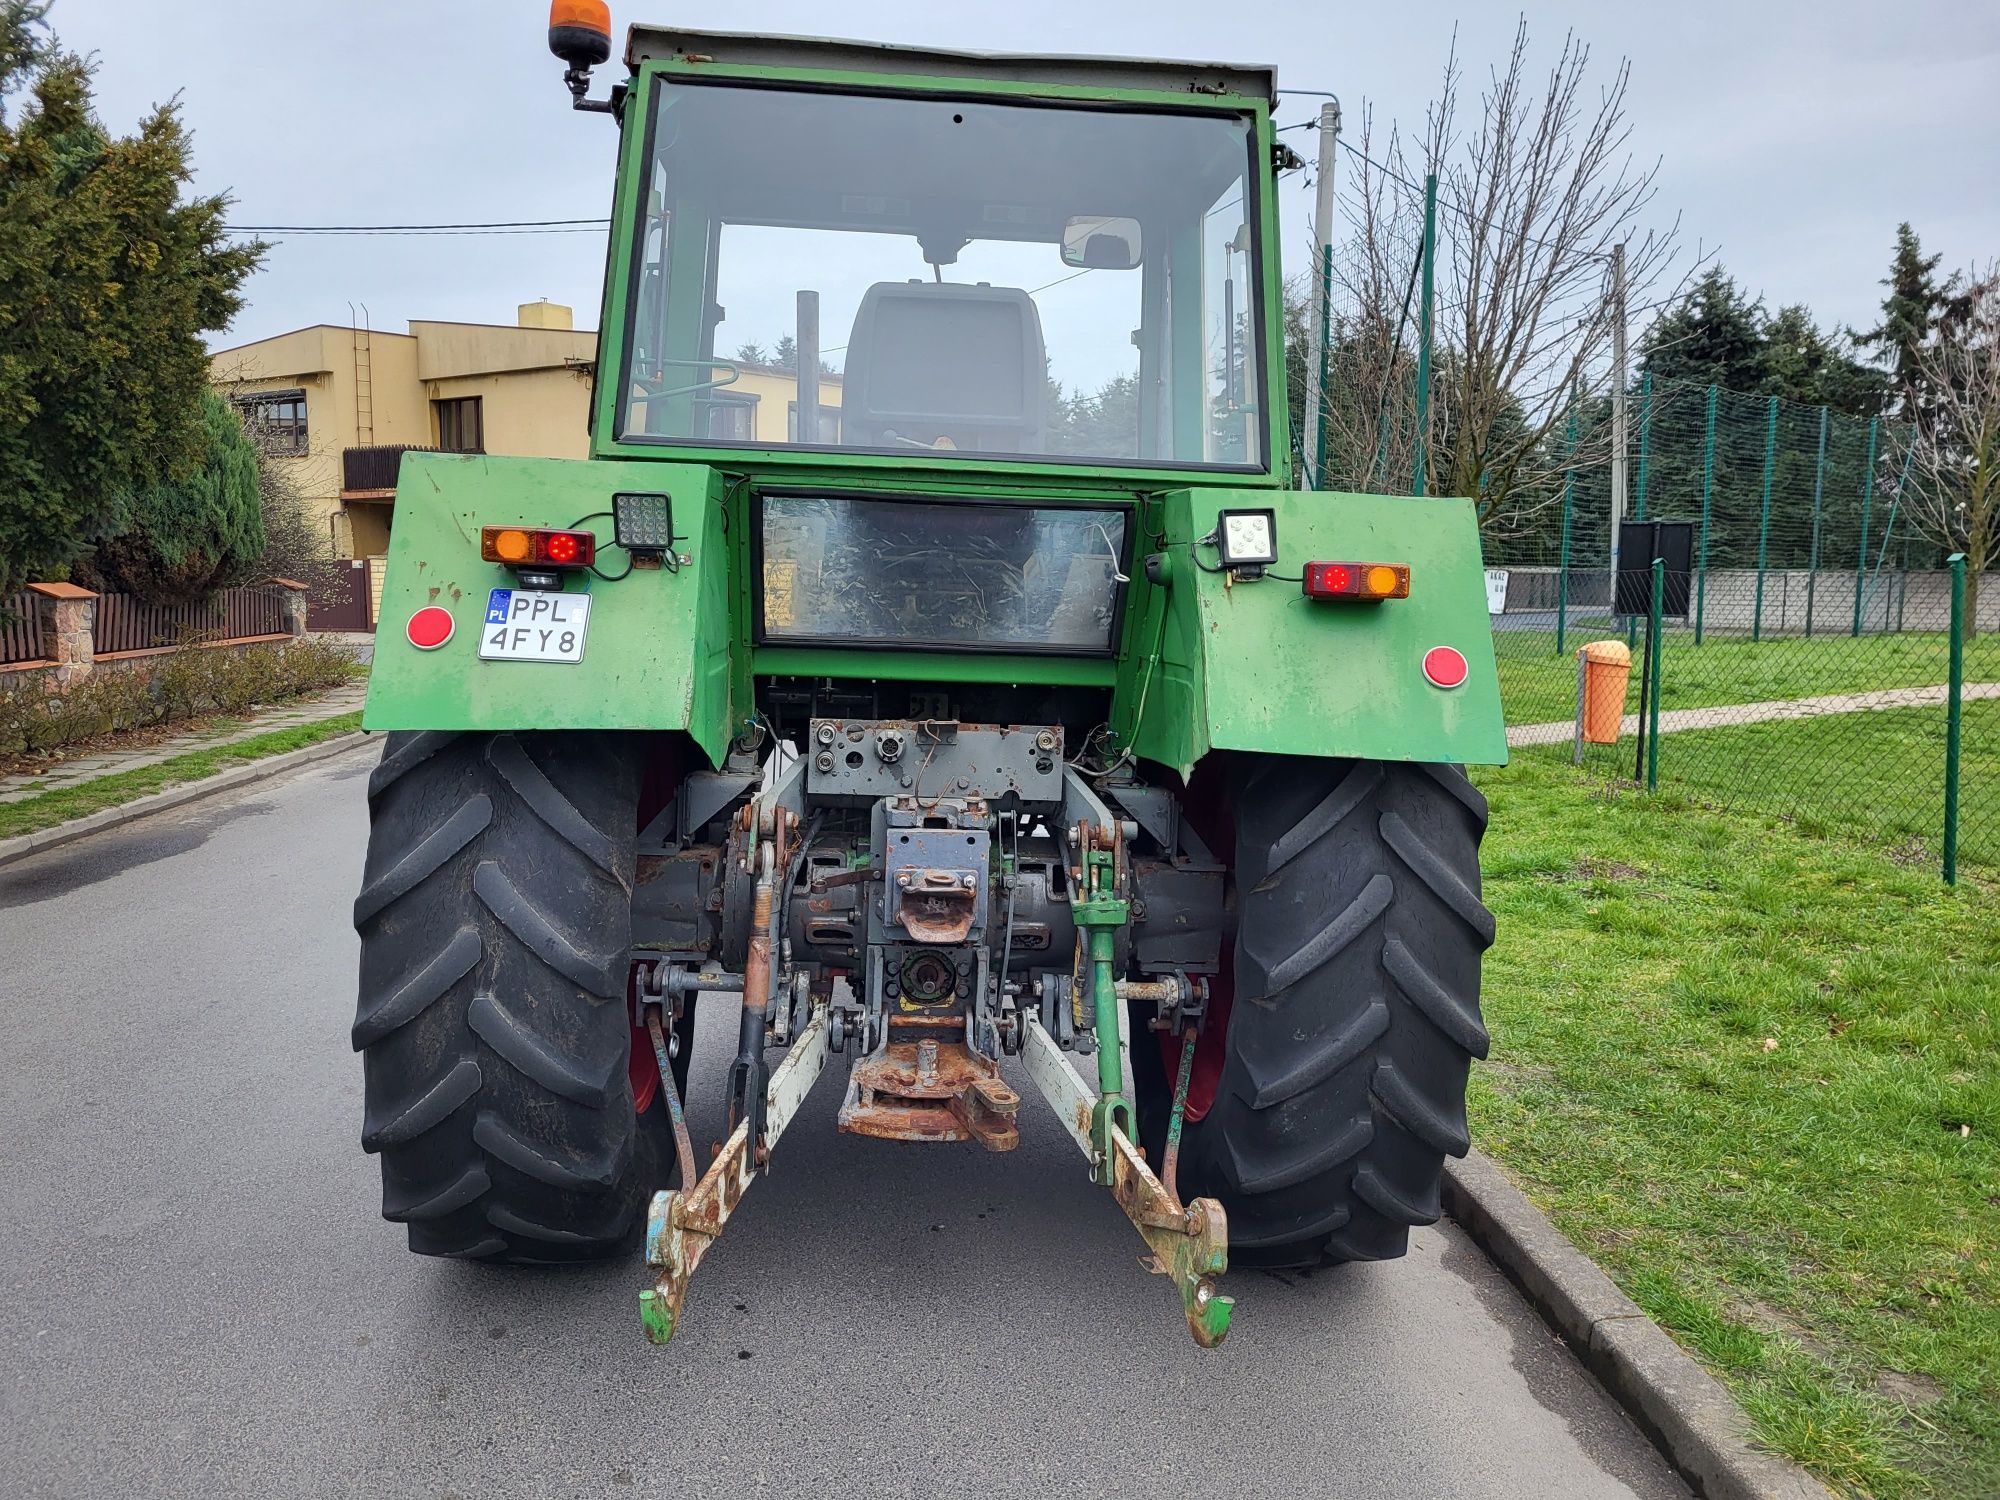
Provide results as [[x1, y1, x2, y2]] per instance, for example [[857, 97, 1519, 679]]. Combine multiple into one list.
[[223, 218, 610, 235]]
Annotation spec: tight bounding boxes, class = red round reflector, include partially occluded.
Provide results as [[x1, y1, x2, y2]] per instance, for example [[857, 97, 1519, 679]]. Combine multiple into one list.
[[1422, 645, 1469, 689], [407, 605, 455, 651], [545, 531, 579, 565]]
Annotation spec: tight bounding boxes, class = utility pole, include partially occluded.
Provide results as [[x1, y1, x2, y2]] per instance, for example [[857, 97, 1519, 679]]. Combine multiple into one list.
[[1303, 100, 1341, 490], [1413, 171, 1437, 496], [1609, 241, 1628, 605]]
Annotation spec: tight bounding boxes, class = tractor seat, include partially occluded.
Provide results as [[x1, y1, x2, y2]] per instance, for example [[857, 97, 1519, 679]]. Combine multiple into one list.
[[839, 280, 1047, 454]]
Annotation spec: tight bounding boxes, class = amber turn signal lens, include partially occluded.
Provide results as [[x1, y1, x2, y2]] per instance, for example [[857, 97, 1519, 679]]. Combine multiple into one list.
[[485, 528, 534, 564]]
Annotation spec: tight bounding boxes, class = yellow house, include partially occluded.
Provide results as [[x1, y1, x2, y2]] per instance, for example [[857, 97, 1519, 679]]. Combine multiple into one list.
[[209, 302, 597, 559], [692, 360, 844, 447], [211, 306, 845, 563]]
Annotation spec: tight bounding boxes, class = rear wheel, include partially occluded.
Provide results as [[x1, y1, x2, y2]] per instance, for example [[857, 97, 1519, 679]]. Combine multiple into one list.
[[1142, 756, 1493, 1268], [352, 730, 651, 1263]]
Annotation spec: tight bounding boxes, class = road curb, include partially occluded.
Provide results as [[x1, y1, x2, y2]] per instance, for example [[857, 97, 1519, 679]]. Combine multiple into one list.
[[0, 730, 375, 871], [1444, 1150, 1834, 1500]]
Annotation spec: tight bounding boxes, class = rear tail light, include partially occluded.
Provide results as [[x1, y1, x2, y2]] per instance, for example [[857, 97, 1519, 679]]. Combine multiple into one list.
[[1302, 561, 1410, 601], [481, 527, 596, 569]]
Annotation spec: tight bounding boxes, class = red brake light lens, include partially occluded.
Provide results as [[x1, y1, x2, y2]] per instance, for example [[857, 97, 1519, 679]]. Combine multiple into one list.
[[480, 527, 596, 569], [1303, 561, 1410, 601]]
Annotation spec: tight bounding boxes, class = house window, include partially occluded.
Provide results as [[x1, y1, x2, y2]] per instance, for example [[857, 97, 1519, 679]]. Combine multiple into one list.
[[786, 403, 842, 443], [232, 390, 308, 454], [704, 393, 758, 442], [435, 396, 485, 453]]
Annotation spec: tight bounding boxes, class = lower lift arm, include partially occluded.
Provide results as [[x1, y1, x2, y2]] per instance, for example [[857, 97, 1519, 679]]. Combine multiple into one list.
[[640, 997, 832, 1344], [1020, 820, 1234, 1348]]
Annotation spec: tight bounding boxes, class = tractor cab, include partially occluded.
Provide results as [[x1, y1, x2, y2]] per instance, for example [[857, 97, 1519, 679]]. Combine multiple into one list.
[[603, 60, 1272, 473]]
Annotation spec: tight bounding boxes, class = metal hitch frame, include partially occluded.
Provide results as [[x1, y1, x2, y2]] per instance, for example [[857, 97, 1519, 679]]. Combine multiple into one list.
[[640, 999, 833, 1345]]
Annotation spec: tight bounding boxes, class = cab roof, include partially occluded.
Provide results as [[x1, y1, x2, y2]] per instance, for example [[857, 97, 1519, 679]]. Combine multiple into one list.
[[623, 27, 1277, 107]]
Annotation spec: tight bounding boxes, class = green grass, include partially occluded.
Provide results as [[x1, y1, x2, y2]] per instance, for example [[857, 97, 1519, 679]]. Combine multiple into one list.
[[0, 712, 363, 841], [1472, 756, 2000, 1497], [1631, 701, 2000, 872], [1494, 629, 2000, 727]]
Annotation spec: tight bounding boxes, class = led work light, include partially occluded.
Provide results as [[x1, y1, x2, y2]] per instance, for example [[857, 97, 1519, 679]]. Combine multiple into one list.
[[1213, 509, 1278, 570], [612, 492, 675, 556]]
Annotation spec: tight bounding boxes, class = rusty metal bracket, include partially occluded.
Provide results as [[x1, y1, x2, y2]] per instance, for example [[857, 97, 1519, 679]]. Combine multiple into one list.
[[837, 1036, 1020, 1150], [640, 1000, 832, 1346], [1018, 1016, 1234, 1348]]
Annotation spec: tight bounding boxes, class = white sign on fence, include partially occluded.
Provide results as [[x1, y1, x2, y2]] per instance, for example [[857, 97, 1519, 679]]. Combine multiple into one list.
[[1484, 569, 1510, 615]]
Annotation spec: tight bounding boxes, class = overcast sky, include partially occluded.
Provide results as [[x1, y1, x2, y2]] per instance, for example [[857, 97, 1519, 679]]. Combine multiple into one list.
[[55, 0, 2000, 362]]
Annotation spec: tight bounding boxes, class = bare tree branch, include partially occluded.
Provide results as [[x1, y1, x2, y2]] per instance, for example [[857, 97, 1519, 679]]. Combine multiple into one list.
[[1310, 16, 1704, 531], [1906, 265, 2000, 635]]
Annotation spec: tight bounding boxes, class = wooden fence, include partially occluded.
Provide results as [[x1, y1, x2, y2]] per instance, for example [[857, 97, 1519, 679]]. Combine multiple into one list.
[[89, 587, 288, 655], [1, 589, 49, 665]]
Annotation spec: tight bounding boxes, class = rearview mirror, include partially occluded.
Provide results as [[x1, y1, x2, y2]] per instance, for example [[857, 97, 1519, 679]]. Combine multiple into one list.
[[1061, 216, 1142, 270]]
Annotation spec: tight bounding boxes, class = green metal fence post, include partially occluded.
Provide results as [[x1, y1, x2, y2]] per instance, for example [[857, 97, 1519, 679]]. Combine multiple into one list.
[[1412, 172, 1436, 497], [1624, 373, 1655, 653], [1647, 557, 1664, 791], [1557, 403, 1577, 657], [1944, 554, 1965, 885], [1805, 406, 1828, 637], [1635, 372, 1653, 522], [1861, 439, 1919, 628], [1752, 395, 1777, 642], [1854, 416, 1879, 637], [1695, 384, 1716, 645]]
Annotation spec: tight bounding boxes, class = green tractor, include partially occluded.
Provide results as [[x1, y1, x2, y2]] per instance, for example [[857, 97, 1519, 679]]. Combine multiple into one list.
[[352, 5, 1507, 1349]]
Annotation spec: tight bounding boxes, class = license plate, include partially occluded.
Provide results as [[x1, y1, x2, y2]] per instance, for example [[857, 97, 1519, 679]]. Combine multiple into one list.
[[479, 588, 592, 663]]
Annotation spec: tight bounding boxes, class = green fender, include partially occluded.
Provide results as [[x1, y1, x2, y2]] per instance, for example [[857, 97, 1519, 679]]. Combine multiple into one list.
[[362, 454, 737, 766], [1121, 489, 1508, 776]]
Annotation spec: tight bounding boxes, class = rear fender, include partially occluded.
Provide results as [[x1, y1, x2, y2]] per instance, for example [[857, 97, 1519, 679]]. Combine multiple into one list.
[[1123, 488, 1507, 776], [362, 454, 737, 766]]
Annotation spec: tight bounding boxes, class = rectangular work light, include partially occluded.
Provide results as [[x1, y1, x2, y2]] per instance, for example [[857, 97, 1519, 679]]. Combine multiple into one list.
[[1214, 508, 1278, 569], [1302, 561, 1411, 602], [612, 491, 675, 555]]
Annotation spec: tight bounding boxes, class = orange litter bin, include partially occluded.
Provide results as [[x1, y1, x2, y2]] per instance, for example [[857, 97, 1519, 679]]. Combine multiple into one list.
[[1579, 640, 1632, 744]]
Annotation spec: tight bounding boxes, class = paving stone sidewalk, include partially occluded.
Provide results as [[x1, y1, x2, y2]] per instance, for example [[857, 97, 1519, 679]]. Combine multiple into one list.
[[1507, 680, 2000, 747], [0, 679, 368, 805]]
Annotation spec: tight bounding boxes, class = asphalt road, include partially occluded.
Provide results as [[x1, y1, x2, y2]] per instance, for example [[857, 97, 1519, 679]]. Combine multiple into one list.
[[1, 746, 1690, 1500]]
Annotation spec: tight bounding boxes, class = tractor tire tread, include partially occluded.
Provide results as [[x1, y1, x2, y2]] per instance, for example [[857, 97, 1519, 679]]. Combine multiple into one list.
[[383, 1163, 492, 1223], [467, 989, 623, 1108], [367, 730, 464, 802], [473, 1109, 630, 1191], [354, 730, 649, 1265], [1161, 756, 1490, 1269], [350, 925, 482, 1050], [351, 797, 491, 927]]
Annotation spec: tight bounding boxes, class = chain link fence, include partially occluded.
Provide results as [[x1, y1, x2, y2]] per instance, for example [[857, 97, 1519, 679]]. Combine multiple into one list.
[[1481, 379, 1991, 880]]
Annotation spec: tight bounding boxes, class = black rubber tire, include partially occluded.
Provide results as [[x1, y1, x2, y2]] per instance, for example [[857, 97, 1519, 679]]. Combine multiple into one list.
[[352, 730, 651, 1263], [1141, 756, 1493, 1269]]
